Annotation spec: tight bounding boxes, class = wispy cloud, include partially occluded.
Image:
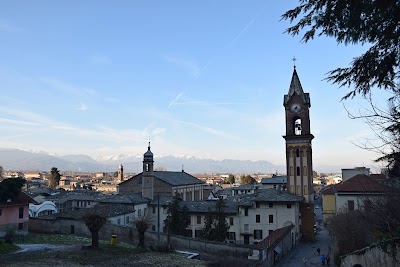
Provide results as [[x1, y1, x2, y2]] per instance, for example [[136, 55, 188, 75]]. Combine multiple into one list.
[[0, 20, 23, 32], [162, 55, 201, 78], [176, 120, 240, 141], [142, 122, 167, 139], [168, 92, 245, 108], [78, 102, 88, 111], [40, 77, 118, 103], [168, 92, 184, 108], [90, 54, 112, 65], [0, 117, 40, 127]]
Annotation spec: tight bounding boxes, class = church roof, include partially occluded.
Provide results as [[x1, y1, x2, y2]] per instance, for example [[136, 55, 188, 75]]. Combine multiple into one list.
[[153, 171, 204, 186], [283, 67, 310, 106], [261, 176, 287, 184], [231, 188, 304, 206]]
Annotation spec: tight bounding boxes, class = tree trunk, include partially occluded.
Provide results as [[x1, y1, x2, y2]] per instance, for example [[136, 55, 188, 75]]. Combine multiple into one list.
[[138, 231, 145, 249], [91, 230, 99, 249]]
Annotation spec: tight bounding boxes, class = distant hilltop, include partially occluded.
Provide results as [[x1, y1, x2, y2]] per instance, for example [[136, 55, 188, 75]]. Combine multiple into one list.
[[0, 148, 285, 174]]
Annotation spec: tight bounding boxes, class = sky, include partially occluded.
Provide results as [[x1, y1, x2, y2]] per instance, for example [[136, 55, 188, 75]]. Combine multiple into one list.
[[0, 1, 389, 172]]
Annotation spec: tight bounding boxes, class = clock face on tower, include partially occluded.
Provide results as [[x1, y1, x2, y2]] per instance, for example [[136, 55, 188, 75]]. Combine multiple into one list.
[[291, 103, 301, 113]]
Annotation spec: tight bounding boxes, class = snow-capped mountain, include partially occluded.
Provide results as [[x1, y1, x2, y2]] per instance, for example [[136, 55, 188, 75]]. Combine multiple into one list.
[[0, 148, 285, 174]]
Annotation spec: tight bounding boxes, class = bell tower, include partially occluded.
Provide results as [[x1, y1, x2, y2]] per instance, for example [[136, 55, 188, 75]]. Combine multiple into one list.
[[283, 67, 314, 203], [142, 142, 154, 199], [118, 163, 124, 182]]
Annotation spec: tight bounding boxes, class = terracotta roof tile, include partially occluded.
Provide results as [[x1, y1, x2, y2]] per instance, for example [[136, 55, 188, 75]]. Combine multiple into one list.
[[0, 192, 35, 207], [335, 174, 393, 193], [255, 225, 294, 249]]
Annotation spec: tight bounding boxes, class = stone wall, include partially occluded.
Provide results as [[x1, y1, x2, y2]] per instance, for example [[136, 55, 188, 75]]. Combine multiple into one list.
[[29, 217, 250, 259], [340, 240, 400, 267]]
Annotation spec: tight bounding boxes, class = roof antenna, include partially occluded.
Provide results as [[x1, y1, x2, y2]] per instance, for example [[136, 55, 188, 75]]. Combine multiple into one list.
[[182, 164, 184, 172]]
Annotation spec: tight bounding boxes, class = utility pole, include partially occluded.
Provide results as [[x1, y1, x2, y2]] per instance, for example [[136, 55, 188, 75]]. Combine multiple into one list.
[[157, 193, 160, 246]]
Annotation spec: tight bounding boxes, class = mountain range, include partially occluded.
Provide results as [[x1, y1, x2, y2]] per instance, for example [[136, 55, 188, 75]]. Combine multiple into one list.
[[0, 148, 286, 174]]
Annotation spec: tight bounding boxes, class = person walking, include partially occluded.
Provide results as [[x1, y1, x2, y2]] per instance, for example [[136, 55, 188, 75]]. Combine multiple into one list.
[[317, 247, 321, 255], [326, 255, 331, 266], [321, 254, 326, 266]]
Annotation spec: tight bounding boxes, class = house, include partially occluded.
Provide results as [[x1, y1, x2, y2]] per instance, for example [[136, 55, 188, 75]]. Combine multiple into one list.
[[261, 176, 287, 190], [342, 167, 370, 181], [229, 188, 303, 245], [99, 193, 150, 223], [248, 225, 294, 267], [117, 143, 205, 201], [0, 191, 35, 236], [322, 174, 393, 221], [334, 174, 393, 212], [52, 192, 105, 212]]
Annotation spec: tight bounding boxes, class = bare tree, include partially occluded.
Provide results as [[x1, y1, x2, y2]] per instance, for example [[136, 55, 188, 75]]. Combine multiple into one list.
[[345, 92, 400, 176], [134, 212, 154, 249], [82, 213, 107, 249]]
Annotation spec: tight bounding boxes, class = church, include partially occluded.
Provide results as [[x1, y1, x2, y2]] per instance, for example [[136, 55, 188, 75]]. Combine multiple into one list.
[[117, 143, 205, 201]]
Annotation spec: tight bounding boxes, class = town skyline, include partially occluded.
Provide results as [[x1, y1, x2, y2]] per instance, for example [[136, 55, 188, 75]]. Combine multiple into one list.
[[0, 1, 388, 172]]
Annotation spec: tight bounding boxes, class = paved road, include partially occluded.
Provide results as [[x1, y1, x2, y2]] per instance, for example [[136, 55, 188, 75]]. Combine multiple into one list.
[[275, 202, 334, 267]]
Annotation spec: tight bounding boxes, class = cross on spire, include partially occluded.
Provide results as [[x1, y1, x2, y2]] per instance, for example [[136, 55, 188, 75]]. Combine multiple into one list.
[[292, 57, 297, 68]]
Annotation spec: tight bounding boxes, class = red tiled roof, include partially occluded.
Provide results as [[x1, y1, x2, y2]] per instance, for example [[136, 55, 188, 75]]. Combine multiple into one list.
[[335, 174, 393, 193], [0, 191, 35, 207], [370, 174, 386, 180], [255, 225, 294, 249]]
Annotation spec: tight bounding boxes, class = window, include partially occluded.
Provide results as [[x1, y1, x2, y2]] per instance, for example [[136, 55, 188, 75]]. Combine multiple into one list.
[[348, 200, 355, 211], [296, 166, 300, 176], [152, 207, 156, 214], [297, 185, 301, 195], [296, 149, 300, 157], [254, 230, 263, 240], [138, 209, 142, 217], [19, 207, 23, 218], [255, 202, 260, 208], [88, 201, 91, 206], [144, 208, 147, 215], [290, 185, 294, 193], [269, 230, 273, 235], [269, 215, 274, 223], [303, 166, 308, 176], [117, 218, 121, 225], [256, 215, 260, 223], [146, 164, 149, 172], [18, 223, 23, 230], [152, 225, 156, 231], [290, 166, 293, 176], [244, 224, 249, 232], [126, 216, 130, 224], [269, 202, 273, 208], [0, 208, 2, 216], [229, 217, 234, 226], [244, 207, 249, 216], [197, 215, 202, 224], [287, 203, 292, 209]]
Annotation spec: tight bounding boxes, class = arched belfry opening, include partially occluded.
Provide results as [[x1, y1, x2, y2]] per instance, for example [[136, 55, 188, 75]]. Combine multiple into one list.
[[294, 117, 302, 135]]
